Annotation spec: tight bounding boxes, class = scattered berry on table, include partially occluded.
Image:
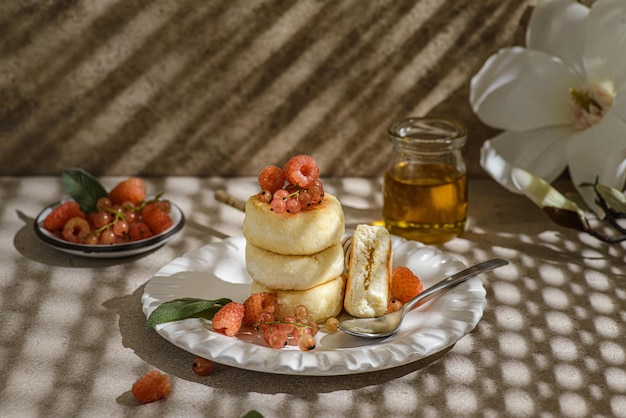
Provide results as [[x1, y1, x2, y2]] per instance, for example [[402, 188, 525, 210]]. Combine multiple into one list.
[[131, 370, 171, 404], [192, 357, 213, 376], [108, 177, 147, 205], [391, 266, 423, 304], [212, 302, 245, 337]]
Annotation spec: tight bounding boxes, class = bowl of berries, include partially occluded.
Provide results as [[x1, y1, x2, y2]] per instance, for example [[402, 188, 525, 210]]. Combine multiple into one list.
[[34, 169, 185, 258]]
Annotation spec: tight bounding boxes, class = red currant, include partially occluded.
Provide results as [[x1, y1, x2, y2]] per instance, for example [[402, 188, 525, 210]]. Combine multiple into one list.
[[192, 357, 214, 376], [99, 229, 116, 244], [285, 198, 301, 214]]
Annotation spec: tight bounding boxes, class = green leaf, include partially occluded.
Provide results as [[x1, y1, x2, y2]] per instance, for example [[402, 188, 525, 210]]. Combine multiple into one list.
[[146, 297, 232, 328], [241, 411, 264, 418], [62, 168, 108, 213]]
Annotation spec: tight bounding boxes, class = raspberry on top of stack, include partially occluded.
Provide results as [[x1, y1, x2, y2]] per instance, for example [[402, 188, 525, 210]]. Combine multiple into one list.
[[243, 155, 346, 323]]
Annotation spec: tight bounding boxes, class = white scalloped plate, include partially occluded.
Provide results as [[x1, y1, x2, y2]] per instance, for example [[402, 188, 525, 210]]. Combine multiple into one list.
[[142, 235, 486, 375]]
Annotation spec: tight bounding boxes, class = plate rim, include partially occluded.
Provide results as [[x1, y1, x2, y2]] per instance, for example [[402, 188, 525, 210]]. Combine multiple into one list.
[[142, 234, 487, 375], [34, 197, 185, 256]]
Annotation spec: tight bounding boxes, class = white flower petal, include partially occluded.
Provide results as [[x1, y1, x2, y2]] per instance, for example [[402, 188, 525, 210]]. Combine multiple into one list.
[[595, 184, 626, 213], [583, 0, 626, 85], [527, 0, 589, 74], [470, 48, 582, 131], [480, 126, 571, 193], [511, 167, 584, 215], [610, 86, 626, 123], [567, 111, 626, 213]]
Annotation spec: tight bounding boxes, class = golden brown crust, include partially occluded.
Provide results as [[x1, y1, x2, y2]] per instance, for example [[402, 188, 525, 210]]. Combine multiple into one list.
[[243, 193, 345, 255], [251, 274, 346, 324]]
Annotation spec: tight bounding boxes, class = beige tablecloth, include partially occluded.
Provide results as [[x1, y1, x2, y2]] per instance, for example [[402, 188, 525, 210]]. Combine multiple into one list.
[[1, 176, 625, 418]]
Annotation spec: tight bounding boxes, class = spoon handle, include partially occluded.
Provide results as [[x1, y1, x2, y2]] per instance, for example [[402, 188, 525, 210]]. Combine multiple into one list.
[[402, 258, 509, 313]]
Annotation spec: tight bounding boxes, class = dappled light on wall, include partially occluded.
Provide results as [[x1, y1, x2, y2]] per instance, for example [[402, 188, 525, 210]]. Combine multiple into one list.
[[0, 0, 530, 177]]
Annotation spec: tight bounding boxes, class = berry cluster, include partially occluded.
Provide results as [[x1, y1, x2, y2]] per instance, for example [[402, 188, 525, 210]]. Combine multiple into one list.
[[255, 304, 319, 351], [257, 154, 325, 214], [211, 292, 329, 352], [43, 177, 173, 245]]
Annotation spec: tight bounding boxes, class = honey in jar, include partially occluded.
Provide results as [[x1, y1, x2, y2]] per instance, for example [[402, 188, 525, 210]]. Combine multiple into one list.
[[383, 118, 467, 244]]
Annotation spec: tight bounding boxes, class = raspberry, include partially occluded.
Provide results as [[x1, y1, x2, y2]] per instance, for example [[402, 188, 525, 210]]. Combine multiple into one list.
[[242, 293, 276, 326], [131, 370, 171, 404], [258, 165, 286, 193], [129, 221, 153, 241], [62, 217, 91, 243], [43, 201, 86, 232], [283, 155, 320, 187], [391, 266, 423, 304], [109, 177, 147, 205], [212, 302, 245, 336], [141, 203, 173, 235]]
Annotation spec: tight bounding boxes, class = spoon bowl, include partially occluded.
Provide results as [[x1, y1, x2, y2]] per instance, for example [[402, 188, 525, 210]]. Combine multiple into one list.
[[338, 258, 508, 338]]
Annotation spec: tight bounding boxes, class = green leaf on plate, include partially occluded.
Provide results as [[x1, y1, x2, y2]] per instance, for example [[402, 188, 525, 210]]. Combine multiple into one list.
[[62, 168, 108, 213], [146, 297, 232, 328]]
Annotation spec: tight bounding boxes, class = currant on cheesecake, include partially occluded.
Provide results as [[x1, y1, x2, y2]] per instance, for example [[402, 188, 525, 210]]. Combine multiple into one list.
[[256, 155, 325, 214]]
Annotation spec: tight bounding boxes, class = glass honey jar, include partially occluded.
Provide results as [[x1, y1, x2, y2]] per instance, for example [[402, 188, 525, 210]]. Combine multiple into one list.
[[383, 117, 468, 244]]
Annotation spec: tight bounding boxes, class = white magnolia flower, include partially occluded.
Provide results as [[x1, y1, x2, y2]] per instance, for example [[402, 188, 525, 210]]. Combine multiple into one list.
[[470, 0, 626, 214]]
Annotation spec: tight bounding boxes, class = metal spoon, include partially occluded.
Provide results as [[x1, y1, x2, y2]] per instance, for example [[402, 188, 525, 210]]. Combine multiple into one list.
[[338, 258, 509, 338]]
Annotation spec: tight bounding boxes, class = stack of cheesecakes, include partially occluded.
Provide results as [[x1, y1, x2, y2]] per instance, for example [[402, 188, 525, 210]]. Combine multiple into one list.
[[243, 193, 346, 323]]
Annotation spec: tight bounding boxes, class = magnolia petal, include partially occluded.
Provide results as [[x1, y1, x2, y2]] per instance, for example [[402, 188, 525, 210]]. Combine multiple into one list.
[[480, 127, 571, 193], [583, 0, 626, 86], [567, 111, 626, 213], [610, 84, 626, 124], [527, 0, 589, 74], [470, 48, 581, 131], [511, 167, 589, 232], [595, 184, 626, 213], [511, 167, 583, 214]]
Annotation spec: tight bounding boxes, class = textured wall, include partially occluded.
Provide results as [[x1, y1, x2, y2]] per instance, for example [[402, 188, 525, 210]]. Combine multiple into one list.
[[1, 0, 538, 177]]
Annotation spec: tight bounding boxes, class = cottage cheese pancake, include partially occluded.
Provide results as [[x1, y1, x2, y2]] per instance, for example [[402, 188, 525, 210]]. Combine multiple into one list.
[[243, 193, 344, 255], [344, 224, 392, 318], [246, 242, 344, 291], [251, 274, 346, 324]]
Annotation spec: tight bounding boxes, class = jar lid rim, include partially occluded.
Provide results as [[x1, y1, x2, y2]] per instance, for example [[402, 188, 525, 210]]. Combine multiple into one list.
[[388, 117, 467, 144]]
